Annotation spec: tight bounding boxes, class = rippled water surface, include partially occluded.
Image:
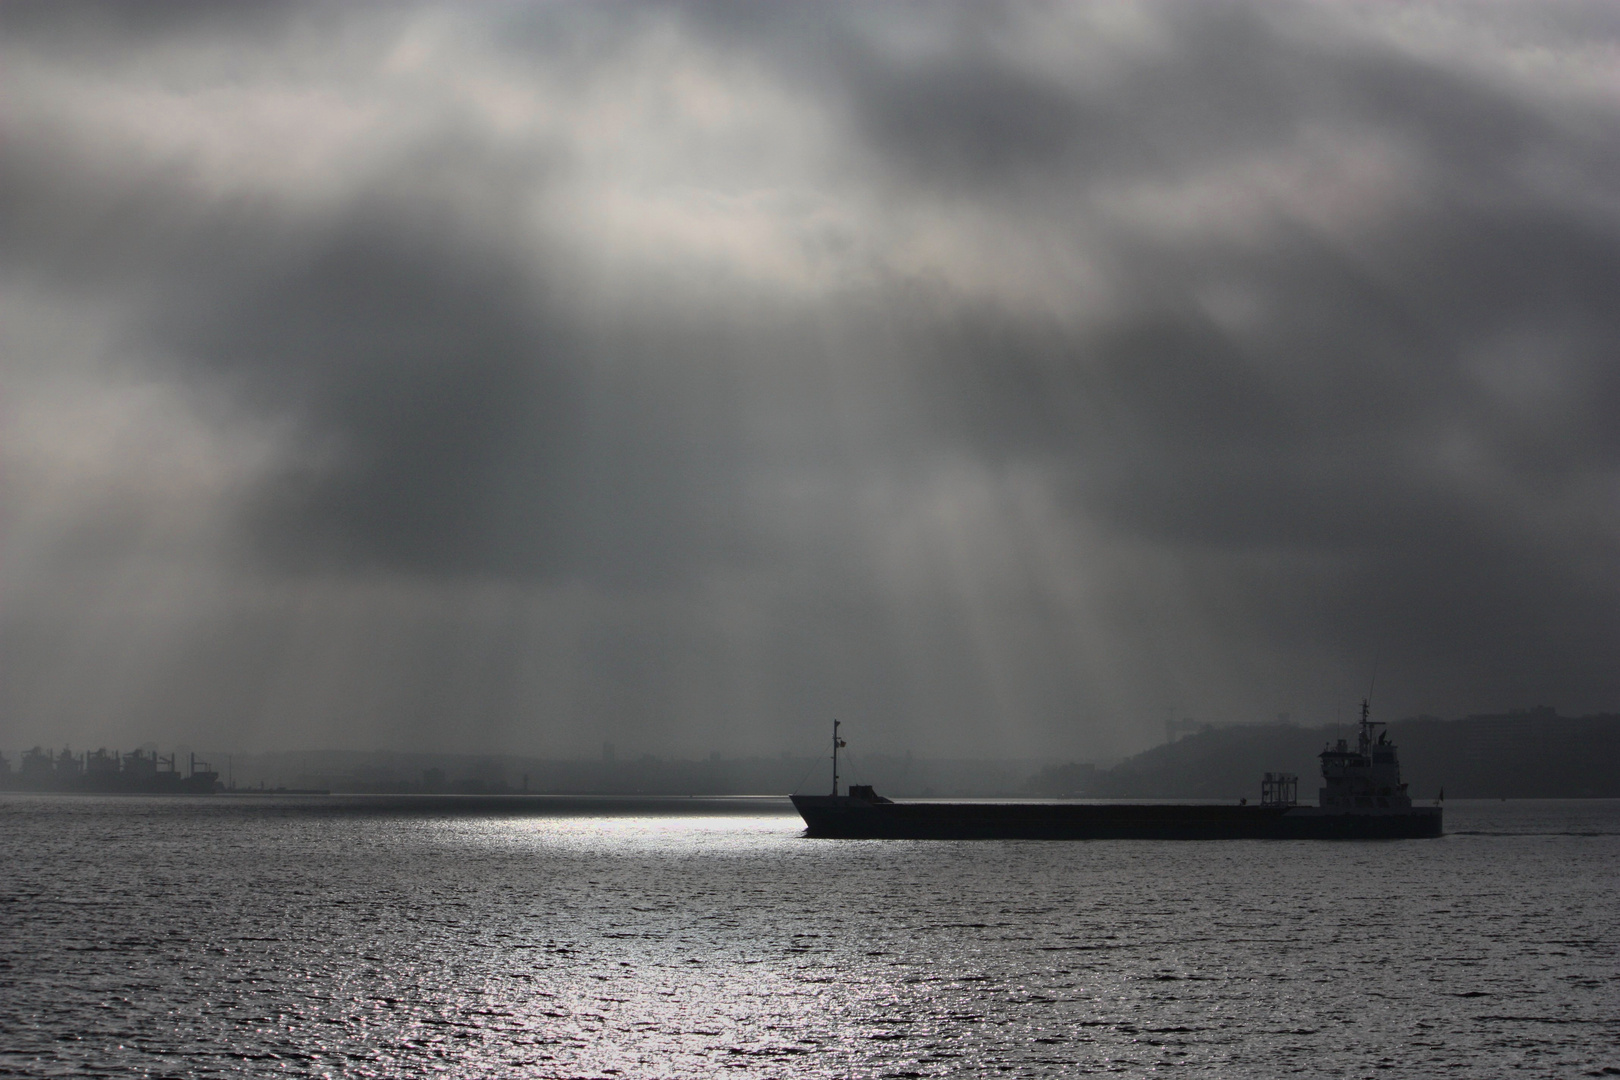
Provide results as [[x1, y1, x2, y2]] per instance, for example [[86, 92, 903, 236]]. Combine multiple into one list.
[[3, 795, 1617, 1077]]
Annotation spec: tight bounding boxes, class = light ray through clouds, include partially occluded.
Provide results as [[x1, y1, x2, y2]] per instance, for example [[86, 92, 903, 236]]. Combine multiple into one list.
[[2, 1, 1617, 760]]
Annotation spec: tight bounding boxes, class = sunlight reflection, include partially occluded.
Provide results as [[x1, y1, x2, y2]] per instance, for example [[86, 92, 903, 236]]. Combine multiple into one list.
[[417, 813, 807, 857]]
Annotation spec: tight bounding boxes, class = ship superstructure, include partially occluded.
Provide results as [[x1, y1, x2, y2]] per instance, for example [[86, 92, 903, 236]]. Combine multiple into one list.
[[1318, 699, 1411, 810]]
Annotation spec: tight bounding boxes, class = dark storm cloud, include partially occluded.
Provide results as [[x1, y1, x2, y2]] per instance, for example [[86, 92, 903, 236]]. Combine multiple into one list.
[[2, 0, 1618, 755], [779, 8, 1620, 500], [179, 211, 784, 584], [0, 59, 766, 586], [822, 1, 1620, 194], [172, 209, 582, 578], [793, 0, 1620, 714], [838, 7, 1302, 191]]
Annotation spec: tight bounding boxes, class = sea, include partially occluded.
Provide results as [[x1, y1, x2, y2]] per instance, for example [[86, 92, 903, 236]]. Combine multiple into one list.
[[2, 795, 1616, 1078]]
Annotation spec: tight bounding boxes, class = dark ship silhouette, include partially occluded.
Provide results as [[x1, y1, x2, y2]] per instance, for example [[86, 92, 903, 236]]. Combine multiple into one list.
[[791, 706, 1443, 839], [0, 747, 220, 794]]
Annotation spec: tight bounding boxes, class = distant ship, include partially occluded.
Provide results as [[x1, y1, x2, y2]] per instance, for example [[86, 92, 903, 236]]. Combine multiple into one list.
[[791, 706, 1442, 839], [0, 748, 220, 795]]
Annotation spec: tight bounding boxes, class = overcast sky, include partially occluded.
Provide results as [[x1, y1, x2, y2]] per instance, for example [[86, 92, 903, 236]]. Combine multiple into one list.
[[3, 1, 1618, 760]]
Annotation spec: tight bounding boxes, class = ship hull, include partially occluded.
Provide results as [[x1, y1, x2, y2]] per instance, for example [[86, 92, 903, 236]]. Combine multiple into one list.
[[790, 796, 1442, 840]]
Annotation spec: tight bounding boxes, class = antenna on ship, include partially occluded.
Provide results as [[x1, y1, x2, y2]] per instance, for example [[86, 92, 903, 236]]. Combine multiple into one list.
[[1361, 654, 1380, 753], [831, 719, 846, 797]]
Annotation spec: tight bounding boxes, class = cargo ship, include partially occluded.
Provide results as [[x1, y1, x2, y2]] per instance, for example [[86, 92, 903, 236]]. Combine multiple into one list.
[[791, 706, 1442, 839], [0, 747, 221, 795]]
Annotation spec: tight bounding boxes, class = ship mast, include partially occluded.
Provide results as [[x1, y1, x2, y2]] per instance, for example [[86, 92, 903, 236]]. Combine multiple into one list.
[[1361, 657, 1379, 754], [1358, 697, 1385, 754], [831, 719, 846, 796]]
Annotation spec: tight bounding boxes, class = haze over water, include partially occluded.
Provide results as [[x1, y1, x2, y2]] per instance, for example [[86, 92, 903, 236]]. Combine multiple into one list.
[[4, 796, 1616, 1077]]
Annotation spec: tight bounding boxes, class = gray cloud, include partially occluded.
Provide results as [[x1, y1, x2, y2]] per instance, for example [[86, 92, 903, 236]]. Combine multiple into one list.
[[2, 1, 1617, 759]]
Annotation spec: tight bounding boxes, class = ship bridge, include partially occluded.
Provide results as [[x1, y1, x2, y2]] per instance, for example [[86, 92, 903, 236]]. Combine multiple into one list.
[[1319, 700, 1413, 810]]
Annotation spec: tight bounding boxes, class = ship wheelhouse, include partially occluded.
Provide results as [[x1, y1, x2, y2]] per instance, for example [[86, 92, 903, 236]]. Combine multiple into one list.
[[1318, 699, 1412, 811]]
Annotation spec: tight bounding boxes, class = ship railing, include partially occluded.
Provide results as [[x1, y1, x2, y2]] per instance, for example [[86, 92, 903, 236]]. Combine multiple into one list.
[[1260, 772, 1298, 807]]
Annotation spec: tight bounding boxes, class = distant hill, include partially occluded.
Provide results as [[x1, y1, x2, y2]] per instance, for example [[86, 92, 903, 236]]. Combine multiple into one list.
[[1027, 710, 1620, 800], [1025, 723, 1346, 800]]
